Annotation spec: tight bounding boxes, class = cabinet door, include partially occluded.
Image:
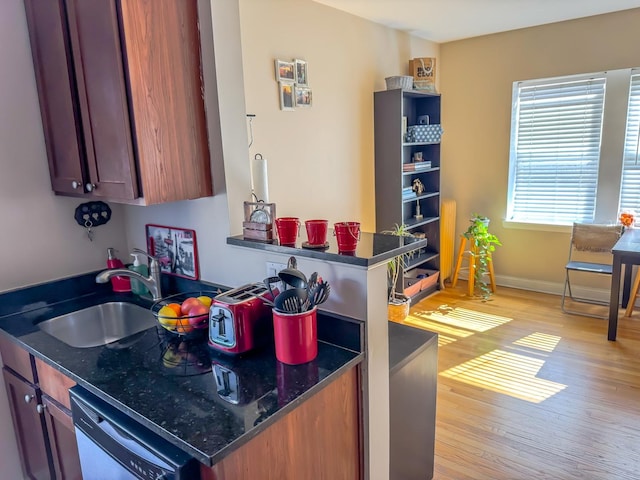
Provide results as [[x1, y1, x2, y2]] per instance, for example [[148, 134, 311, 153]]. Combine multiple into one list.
[[3, 369, 51, 480], [66, 0, 138, 200], [42, 395, 82, 480], [203, 366, 361, 480], [23, 0, 86, 196]]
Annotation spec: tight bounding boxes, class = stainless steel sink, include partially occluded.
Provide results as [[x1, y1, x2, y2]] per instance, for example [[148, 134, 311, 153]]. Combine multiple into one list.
[[37, 302, 157, 348]]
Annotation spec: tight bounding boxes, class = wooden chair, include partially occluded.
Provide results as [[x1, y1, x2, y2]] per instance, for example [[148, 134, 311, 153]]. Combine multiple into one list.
[[561, 223, 623, 318], [624, 270, 640, 317], [451, 235, 496, 297]]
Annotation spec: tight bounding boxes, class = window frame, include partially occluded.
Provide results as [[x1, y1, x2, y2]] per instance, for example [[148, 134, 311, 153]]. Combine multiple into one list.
[[506, 68, 634, 228]]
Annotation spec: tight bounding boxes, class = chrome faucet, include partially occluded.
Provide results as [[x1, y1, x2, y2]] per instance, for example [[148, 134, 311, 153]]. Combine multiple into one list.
[[96, 248, 162, 300]]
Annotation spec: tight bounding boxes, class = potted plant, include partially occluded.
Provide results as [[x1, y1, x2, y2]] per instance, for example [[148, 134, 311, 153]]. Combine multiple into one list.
[[382, 224, 415, 321], [463, 214, 501, 300]]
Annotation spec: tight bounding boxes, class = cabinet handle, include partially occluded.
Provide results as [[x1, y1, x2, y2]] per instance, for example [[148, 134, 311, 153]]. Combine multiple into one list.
[[36, 404, 47, 415], [24, 394, 34, 404], [71, 180, 81, 189], [85, 183, 97, 192]]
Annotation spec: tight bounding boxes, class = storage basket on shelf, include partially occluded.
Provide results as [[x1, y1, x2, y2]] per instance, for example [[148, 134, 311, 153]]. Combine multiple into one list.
[[385, 76, 413, 90], [151, 291, 218, 339]]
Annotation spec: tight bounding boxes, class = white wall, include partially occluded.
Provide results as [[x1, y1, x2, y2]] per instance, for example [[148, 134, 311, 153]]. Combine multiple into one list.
[[0, 0, 128, 294]]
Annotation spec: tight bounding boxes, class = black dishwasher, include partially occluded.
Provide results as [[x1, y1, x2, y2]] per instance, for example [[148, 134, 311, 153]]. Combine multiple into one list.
[[69, 386, 199, 480]]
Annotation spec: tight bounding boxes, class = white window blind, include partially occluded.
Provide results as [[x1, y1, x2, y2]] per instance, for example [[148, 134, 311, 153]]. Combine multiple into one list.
[[619, 73, 640, 213], [507, 76, 606, 224]]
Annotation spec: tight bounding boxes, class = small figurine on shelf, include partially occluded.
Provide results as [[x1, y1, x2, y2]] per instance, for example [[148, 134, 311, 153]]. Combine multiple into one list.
[[412, 179, 425, 220]]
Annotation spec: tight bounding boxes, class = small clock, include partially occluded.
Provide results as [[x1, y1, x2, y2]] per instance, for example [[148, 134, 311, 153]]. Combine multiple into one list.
[[249, 207, 271, 224]]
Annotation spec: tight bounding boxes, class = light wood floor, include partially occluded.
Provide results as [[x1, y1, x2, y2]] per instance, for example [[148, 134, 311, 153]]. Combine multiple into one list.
[[402, 283, 640, 480]]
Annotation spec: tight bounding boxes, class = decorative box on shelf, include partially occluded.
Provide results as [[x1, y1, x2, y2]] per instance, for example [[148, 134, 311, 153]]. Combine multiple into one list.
[[403, 268, 439, 296], [406, 124, 443, 143], [243, 201, 276, 242]]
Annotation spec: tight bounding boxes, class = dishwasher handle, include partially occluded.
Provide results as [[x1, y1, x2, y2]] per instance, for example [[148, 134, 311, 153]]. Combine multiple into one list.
[[73, 395, 172, 470]]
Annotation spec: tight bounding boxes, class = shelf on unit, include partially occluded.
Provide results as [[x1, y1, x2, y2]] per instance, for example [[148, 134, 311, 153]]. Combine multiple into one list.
[[400, 89, 441, 99], [405, 251, 438, 271], [403, 141, 440, 147], [407, 285, 438, 303], [402, 167, 439, 176], [404, 216, 439, 229], [402, 192, 439, 204]]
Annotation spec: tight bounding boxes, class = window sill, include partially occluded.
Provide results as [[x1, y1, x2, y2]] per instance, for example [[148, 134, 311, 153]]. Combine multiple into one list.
[[502, 220, 572, 234]]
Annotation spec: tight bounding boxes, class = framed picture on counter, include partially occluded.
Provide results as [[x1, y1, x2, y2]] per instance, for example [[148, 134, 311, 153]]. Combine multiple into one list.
[[145, 224, 199, 280]]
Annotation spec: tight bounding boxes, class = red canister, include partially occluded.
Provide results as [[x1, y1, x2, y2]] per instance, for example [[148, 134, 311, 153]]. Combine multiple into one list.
[[272, 307, 318, 365]]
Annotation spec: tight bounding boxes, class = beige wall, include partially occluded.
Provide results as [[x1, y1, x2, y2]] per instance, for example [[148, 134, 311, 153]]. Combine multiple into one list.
[[440, 9, 640, 293], [239, 0, 437, 232]]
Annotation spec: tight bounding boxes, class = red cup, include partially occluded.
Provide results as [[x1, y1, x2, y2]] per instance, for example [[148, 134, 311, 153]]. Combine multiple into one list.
[[305, 219, 328, 246], [334, 221, 361, 253], [272, 307, 318, 365], [275, 217, 300, 245]]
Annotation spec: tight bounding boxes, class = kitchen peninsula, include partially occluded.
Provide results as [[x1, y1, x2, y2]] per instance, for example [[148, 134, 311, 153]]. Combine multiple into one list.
[[228, 230, 431, 479], [0, 230, 430, 479]]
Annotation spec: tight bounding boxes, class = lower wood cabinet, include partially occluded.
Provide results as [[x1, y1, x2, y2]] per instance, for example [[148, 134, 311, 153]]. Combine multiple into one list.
[[201, 366, 362, 480], [3, 369, 51, 480], [0, 337, 81, 480]]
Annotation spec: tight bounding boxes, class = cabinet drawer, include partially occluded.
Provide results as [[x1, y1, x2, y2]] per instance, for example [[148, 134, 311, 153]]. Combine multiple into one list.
[[35, 358, 75, 410], [0, 336, 34, 383]]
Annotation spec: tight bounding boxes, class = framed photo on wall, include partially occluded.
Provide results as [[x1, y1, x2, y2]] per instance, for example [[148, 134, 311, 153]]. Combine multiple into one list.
[[275, 59, 295, 82], [294, 59, 308, 86], [279, 82, 295, 111], [295, 86, 312, 107], [145, 224, 199, 279]]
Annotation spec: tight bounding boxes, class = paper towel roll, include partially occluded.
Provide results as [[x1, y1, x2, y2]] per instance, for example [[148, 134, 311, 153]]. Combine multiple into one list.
[[252, 153, 269, 202]]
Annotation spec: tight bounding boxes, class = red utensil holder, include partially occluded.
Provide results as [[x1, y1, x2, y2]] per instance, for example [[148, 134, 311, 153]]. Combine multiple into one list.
[[272, 307, 318, 365]]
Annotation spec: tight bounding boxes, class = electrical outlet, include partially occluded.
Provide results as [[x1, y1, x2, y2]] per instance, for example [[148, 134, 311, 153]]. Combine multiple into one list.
[[266, 262, 286, 278]]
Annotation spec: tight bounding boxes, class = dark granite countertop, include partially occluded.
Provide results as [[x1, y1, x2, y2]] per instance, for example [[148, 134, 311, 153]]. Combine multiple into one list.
[[0, 273, 363, 466], [388, 321, 438, 374], [228, 229, 430, 267]]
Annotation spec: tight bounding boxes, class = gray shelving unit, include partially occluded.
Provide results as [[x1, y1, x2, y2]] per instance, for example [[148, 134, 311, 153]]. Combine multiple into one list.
[[374, 88, 442, 302]]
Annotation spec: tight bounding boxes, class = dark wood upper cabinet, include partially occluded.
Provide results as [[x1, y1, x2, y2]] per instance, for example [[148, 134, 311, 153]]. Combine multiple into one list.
[[23, 0, 212, 205]]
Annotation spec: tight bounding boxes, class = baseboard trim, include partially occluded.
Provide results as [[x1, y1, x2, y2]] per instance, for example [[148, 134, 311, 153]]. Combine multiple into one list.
[[450, 272, 612, 304]]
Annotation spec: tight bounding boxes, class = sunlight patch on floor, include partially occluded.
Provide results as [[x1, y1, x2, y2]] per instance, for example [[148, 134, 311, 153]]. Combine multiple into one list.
[[440, 349, 566, 403], [513, 332, 561, 352], [405, 313, 475, 339], [411, 304, 512, 333]]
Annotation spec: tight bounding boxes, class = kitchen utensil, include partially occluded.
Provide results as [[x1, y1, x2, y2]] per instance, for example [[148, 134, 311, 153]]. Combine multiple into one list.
[[310, 281, 330, 308], [274, 288, 308, 314], [307, 272, 318, 293], [263, 276, 281, 300], [278, 267, 307, 290], [208, 283, 273, 354]]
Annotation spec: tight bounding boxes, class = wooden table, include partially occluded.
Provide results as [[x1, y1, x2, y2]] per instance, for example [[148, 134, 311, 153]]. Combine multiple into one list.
[[608, 228, 640, 340]]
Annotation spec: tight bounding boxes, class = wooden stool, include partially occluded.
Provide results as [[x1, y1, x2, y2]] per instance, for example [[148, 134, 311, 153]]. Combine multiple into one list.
[[624, 271, 640, 317], [451, 235, 496, 297]]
